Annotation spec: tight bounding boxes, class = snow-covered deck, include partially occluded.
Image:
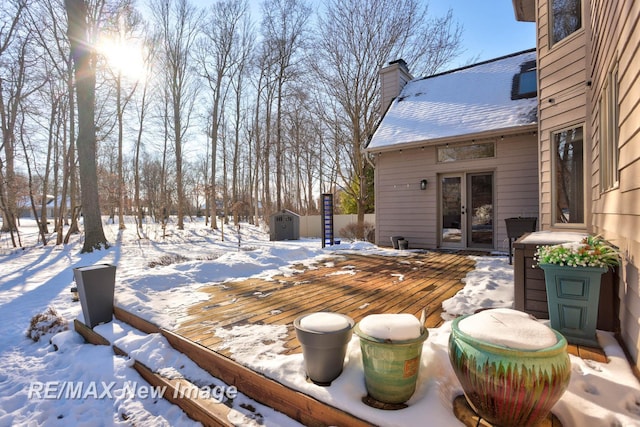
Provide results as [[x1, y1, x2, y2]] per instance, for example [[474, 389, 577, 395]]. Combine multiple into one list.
[[76, 250, 610, 426], [173, 251, 475, 356]]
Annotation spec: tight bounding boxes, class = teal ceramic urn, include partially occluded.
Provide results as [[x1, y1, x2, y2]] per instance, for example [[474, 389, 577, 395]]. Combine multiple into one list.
[[540, 263, 607, 347], [449, 310, 571, 426]]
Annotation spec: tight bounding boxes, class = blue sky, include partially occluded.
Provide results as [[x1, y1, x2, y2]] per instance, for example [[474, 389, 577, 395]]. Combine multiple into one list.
[[196, 0, 536, 70], [429, 1, 536, 68]]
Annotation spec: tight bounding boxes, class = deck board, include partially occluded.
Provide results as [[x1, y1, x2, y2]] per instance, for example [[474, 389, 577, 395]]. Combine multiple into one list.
[[174, 251, 477, 356]]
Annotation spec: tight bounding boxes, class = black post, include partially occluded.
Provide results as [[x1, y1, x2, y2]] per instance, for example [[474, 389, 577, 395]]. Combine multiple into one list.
[[321, 194, 334, 248]]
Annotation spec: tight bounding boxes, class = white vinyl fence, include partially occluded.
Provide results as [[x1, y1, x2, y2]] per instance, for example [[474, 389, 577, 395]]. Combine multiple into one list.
[[298, 214, 375, 239]]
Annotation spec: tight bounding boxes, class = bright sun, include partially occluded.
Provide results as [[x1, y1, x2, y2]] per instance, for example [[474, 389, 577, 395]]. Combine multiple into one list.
[[97, 36, 147, 82]]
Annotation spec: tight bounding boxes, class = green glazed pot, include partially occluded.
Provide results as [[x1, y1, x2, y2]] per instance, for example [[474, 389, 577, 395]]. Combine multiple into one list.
[[449, 315, 571, 427], [354, 323, 429, 404]]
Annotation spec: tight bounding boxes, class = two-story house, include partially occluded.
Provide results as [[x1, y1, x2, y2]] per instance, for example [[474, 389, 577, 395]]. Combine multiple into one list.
[[512, 0, 640, 369], [366, 50, 540, 252]]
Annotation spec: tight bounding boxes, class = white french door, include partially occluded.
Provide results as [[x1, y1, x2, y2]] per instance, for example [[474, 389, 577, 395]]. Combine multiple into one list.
[[439, 172, 494, 249]]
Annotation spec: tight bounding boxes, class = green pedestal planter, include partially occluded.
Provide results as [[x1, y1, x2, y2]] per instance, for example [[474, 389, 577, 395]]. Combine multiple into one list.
[[540, 263, 607, 347], [354, 323, 428, 404]]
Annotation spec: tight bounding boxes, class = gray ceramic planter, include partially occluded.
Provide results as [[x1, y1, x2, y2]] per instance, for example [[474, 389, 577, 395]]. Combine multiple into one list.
[[294, 313, 354, 386]]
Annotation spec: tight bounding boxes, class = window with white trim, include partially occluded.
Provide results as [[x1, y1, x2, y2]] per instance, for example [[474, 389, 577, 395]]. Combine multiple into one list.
[[550, 0, 582, 46], [436, 141, 495, 163], [599, 65, 619, 192], [553, 125, 584, 225]]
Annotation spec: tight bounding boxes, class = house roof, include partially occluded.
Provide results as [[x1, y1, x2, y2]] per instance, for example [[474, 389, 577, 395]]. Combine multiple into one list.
[[512, 0, 536, 22], [367, 49, 538, 151]]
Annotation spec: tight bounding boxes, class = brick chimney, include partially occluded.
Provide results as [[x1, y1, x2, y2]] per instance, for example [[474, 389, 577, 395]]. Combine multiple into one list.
[[380, 59, 413, 113]]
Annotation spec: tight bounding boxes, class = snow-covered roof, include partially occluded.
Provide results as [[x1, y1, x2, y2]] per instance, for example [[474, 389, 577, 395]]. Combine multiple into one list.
[[367, 49, 538, 151]]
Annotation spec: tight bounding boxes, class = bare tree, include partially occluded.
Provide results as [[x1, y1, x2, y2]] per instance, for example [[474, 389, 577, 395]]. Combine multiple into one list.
[[19, 107, 50, 245], [252, 42, 276, 217], [100, 2, 142, 230], [314, 0, 462, 237], [0, 0, 27, 241], [29, 0, 84, 243], [286, 86, 319, 214], [229, 7, 253, 213], [38, 75, 65, 236], [65, 0, 108, 252], [260, 0, 311, 212], [196, 0, 249, 230], [132, 32, 157, 236], [0, 0, 466, 249], [151, 0, 202, 230]]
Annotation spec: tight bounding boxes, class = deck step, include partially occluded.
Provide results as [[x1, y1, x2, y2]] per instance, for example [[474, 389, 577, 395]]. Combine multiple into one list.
[[74, 319, 234, 426], [75, 309, 373, 427]]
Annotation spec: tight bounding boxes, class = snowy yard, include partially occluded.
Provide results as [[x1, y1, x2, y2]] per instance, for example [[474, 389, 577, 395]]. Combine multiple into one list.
[[1, 218, 640, 426]]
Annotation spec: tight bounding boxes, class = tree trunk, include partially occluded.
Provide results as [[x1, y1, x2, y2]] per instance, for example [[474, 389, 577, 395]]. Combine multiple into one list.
[[116, 73, 125, 230], [0, 1, 24, 236], [56, 99, 70, 245], [134, 77, 150, 236], [175, 102, 184, 230], [40, 97, 58, 235], [209, 91, 220, 230], [20, 123, 47, 245], [66, 54, 79, 237], [275, 79, 283, 211], [65, 0, 108, 252]]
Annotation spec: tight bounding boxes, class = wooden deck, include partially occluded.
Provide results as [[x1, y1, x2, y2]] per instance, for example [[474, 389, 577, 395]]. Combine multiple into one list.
[[173, 250, 607, 363], [69, 252, 607, 427], [91, 251, 608, 426], [174, 251, 476, 356]]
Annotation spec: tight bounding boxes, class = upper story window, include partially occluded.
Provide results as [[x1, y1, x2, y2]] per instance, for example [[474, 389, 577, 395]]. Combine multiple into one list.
[[512, 60, 537, 99], [599, 64, 620, 192], [553, 125, 584, 225], [550, 0, 582, 46]]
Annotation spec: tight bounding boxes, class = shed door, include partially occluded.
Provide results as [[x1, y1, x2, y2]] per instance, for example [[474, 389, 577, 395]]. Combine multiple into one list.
[[439, 172, 494, 249], [277, 215, 294, 240]]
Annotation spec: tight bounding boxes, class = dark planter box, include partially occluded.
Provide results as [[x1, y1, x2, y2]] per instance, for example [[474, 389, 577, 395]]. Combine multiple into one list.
[[513, 234, 619, 333], [505, 217, 538, 239], [73, 264, 116, 328]]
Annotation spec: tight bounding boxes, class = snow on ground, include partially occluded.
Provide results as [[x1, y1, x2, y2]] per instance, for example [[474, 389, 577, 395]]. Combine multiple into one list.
[[1, 217, 640, 426]]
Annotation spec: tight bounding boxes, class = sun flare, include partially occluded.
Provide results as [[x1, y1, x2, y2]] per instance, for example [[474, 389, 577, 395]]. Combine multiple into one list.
[[97, 36, 147, 82]]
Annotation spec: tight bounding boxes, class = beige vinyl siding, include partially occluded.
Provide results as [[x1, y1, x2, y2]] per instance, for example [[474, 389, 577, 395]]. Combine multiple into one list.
[[494, 137, 540, 225], [537, 0, 588, 230], [374, 132, 538, 251], [521, 0, 640, 369], [588, 0, 640, 365], [381, 72, 409, 104], [381, 76, 401, 112], [379, 62, 413, 113], [374, 146, 437, 248], [537, 2, 547, 50]]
